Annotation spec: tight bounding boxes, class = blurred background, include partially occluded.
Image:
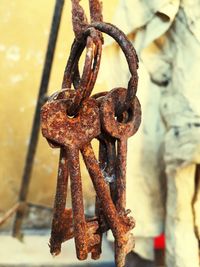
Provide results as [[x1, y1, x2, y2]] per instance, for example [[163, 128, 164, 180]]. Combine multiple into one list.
[[0, 0, 200, 267]]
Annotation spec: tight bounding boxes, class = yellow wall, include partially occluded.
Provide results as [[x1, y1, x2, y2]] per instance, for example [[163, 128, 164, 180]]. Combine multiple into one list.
[[0, 0, 118, 216]]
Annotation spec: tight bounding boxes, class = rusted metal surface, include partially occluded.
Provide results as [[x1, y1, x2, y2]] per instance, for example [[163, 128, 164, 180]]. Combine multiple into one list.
[[62, 34, 102, 116], [81, 143, 135, 250], [89, 0, 103, 23], [99, 88, 141, 266], [62, 33, 102, 115], [41, 90, 100, 148], [40, 0, 141, 266], [41, 90, 102, 259], [71, 0, 88, 40], [101, 87, 141, 213], [68, 146, 88, 260], [49, 148, 68, 256], [88, 22, 139, 113]]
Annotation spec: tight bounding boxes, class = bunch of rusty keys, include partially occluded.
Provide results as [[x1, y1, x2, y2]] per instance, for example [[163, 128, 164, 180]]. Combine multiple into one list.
[[41, 87, 141, 266], [40, 1, 141, 266]]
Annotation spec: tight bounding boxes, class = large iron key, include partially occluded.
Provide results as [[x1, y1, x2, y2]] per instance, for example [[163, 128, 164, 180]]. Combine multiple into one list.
[[41, 90, 101, 260], [81, 142, 135, 267], [93, 92, 117, 199], [100, 87, 141, 267], [92, 92, 117, 259], [100, 87, 141, 211], [49, 148, 70, 256]]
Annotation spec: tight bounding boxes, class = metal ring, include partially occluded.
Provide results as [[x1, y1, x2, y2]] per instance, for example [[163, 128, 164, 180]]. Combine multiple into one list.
[[87, 22, 139, 111], [62, 28, 102, 115]]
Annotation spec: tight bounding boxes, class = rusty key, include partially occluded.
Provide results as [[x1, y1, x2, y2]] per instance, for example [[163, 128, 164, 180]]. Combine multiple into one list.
[[93, 92, 117, 194], [100, 87, 141, 210], [100, 87, 141, 266], [41, 89, 101, 260], [81, 142, 135, 267], [91, 92, 117, 259], [49, 148, 70, 256], [42, 91, 74, 255]]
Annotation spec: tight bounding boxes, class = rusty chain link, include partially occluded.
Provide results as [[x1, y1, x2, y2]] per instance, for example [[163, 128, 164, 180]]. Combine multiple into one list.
[[40, 1, 141, 266]]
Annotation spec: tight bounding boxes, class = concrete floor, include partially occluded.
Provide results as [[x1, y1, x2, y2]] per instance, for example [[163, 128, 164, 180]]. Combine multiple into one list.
[[0, 233, 114, 267]]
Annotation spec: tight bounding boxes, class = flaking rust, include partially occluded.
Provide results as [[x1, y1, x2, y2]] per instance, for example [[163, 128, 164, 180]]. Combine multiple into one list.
[[40, 0, 141, 266]]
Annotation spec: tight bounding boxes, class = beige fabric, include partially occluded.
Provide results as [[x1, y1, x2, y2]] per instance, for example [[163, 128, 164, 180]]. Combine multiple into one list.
[[104, 0, 200, 265], [134, 237, 154, 261], [194, 175, 200, 240], [160, 4, 200, 266], [165, 165, 199, 267]]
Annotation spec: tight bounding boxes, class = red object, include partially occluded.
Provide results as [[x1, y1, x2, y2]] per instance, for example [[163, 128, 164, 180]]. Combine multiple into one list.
[[154, 234, 165, 249]]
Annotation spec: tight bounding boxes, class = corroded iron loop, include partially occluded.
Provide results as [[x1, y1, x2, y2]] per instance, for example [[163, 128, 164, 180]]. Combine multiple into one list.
[[87, 22, 139, 112], [100, 87, 141, 139], [88, 22, 138, 76], [62, 40, 85, 89], [62, 28, 102, 116], [68, 0, 103, 113], [62, 28, 101, 89]]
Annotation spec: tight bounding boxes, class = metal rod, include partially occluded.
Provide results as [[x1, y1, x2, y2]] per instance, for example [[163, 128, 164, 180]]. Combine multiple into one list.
[[12, 0, 65, 238], [0, 203, 20, 227], [0, 202, 52, 227]]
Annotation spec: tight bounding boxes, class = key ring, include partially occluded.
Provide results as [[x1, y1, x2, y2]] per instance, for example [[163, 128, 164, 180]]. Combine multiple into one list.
[[86, 22, 139, 113], [61, 0, 103, 116], [61, 29, 102, 116], [66, 21, 139, 115]]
